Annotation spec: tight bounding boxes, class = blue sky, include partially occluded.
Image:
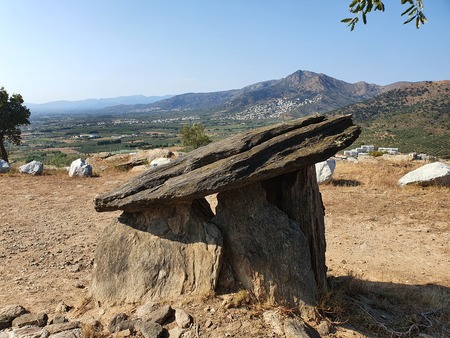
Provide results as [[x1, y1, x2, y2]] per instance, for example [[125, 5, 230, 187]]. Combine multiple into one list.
[[1, 1, 449, 103]]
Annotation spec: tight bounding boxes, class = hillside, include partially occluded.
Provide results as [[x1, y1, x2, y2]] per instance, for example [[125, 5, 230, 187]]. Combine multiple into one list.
[[107, 70, 392, 119], [332, 81, 450, 158]]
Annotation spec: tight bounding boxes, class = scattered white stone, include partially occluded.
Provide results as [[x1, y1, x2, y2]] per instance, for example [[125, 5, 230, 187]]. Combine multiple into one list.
[[175, 308, 192, 329], [129, 165, 148, 173], [134, 301, 156, 319], [283, 317, 311, 338], [131, 148, 173, 164], [55, 301, 72, 314], [0, 160, 10, 174], [19, 161, 43, 175], [140, 305, 173, 325], [315, 158, 336, 184], [168, 325, 185, 338], [398, 162, 450, 186], [68, 159, 92, 177], [150, 157, 172, 167], [263, 310, 284, 336]]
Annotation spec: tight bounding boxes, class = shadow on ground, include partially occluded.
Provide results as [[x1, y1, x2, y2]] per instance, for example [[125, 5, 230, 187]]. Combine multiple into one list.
[[322, 276, 450, 337], [330, 179, 361, 187]]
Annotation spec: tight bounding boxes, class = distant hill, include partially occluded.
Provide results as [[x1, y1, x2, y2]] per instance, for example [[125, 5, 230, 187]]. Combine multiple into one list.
[[105, 70, 403, 119], [26, 95, 172, 114], [332, 81, 450, 158]]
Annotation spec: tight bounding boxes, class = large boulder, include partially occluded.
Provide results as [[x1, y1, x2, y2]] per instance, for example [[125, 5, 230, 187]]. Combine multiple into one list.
[[90, 199, 223, 304], [398, 162, 450, 186], [19, 160, 43, 175], [68, 159, 92, 177], [315, 158, 336, 184], [0, 160, 10, 174]]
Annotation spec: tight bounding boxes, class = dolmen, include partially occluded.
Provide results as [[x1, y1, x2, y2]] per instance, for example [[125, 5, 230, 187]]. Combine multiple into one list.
[[92, 115, 360, 308]]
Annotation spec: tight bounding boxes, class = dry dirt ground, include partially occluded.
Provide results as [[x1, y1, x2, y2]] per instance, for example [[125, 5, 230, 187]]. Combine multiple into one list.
[[0, 158, 449, 337]]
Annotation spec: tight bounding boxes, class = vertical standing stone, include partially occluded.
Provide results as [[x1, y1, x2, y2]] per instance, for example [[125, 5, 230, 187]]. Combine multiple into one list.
[[262, 166, 327, 291], [213, 166, 326, 307], [90, 199, 223, 304]]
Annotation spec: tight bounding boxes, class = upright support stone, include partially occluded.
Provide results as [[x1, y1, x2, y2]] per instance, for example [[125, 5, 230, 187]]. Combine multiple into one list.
[[262, 166, 327, 291], [212, 166, 326, 307], [90, 199, 223, 304]]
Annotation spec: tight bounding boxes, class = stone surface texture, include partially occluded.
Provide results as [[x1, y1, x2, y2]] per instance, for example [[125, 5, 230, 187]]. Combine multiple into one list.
[[90, 199, 223, 304], [12, 312, 48, 328], [212, 167, 324, 307], [95, 115, 360, 212], [0, 304, 28, 330]]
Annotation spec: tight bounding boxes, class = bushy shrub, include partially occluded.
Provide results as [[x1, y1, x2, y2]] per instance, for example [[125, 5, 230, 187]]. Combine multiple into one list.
[[368, 150, 386, 157], [179, 123, 211, 150], [43, 151, 80, 167]]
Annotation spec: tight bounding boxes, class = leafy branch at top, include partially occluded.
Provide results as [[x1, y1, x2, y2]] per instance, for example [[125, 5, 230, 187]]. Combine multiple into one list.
[[342, 0, 427, 31]]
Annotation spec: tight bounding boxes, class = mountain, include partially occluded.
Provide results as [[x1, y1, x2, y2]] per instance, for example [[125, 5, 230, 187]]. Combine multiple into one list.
[[332, 80, 450, 158], [105, 70, 396, 118], [26, 95, 172, 114]]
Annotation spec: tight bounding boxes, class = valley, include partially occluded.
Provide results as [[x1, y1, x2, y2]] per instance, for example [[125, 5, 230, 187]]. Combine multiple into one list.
[[8, 70, 450, 168]]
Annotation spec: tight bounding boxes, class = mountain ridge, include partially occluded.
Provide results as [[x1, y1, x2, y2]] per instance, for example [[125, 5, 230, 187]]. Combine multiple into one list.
[[26, 95, 172, 114], [26, 70, 425, 122], [110, 70, 414, 119]]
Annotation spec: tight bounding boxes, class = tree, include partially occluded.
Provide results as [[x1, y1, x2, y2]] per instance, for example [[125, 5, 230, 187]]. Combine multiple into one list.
[[343, 0, 427, 30], [0, 87, 31, 162], [179, 123, 212, 150]]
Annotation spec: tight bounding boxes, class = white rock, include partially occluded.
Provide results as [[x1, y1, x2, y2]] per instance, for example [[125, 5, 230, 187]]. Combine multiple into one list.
[[19, 161, 43, 175], [175, 308, 192, 329], [263, 310, 284, 336], [398, 162, 450, 186], [134, 301, 156, 319], [168, 326, 185, 338], [150, 157, 172, 167], [131, 149, 173, 163], [68, 159, 92, 177], [0, 160, 10, 174], [315, 158, 336, 184], [129, 165, 148, 173]]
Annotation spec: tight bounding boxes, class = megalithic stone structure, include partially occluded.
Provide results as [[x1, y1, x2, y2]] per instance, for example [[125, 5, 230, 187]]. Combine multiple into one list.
[[91, 114, 360, 307]]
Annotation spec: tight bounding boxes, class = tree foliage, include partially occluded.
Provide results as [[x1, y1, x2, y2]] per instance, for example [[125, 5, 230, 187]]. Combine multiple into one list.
[[342, 0, 427, 30], [179, 123, 212, 150], [0, 87, 31, 162]]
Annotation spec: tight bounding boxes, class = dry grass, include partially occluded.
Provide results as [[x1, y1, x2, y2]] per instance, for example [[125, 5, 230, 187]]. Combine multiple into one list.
[[321, 275, 450, 337], [320, 158, 450, 337], [322, 159, 450, 232]]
